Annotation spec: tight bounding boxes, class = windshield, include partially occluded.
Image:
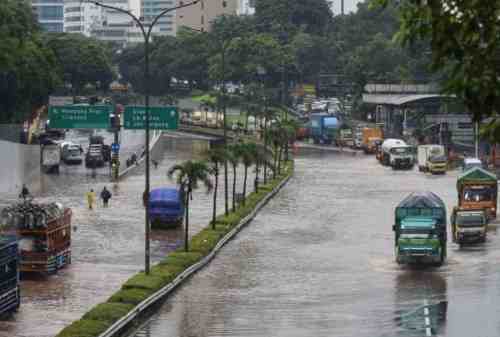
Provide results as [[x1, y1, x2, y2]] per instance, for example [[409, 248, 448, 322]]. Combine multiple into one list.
[[400, 232, 438, 239], [456, 213, 485, 226], [391, 147, 410, 155], [430, 156, 447, 163], [463, 187, 494, 202]]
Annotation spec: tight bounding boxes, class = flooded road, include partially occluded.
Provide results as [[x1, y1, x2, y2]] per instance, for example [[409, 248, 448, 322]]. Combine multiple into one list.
[[0, 133, 254, 337], [133, 150, 500, 337]]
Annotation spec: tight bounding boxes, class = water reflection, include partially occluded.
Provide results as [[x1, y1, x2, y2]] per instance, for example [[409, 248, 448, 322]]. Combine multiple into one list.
[[394, 271, 447, 336]]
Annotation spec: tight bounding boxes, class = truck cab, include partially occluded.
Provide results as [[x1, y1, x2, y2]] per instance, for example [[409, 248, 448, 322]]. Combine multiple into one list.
[[451, 208, 487, 244], [389, 145, 414, 169], [396, 217, 444, 265], [428, 154, 447, 174], [457, 167, 497, 219]]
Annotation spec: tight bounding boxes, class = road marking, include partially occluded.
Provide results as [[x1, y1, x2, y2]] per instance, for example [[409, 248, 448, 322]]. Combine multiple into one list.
[[424, 299, 432, 336]]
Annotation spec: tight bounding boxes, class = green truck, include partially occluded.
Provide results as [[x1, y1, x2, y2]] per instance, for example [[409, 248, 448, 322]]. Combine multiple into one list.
[[394, 192, 447, 266]]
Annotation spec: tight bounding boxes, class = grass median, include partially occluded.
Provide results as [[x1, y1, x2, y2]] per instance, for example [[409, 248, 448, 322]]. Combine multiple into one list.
[[56, 161, 294, 337]]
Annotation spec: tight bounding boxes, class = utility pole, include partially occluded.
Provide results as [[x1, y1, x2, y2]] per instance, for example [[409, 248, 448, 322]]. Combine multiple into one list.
[[341, 0, 345, 15], [89, 0, 200, 275]]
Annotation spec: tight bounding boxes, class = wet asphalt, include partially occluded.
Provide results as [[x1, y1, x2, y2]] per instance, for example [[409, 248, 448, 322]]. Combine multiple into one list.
[[0, 132, 255, 337], [131, 149, 500, 337]]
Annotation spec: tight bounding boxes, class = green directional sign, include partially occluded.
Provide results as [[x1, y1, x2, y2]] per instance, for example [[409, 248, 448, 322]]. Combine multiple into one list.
[[49, 105, 113, 129], [124, 106, 178, 130]]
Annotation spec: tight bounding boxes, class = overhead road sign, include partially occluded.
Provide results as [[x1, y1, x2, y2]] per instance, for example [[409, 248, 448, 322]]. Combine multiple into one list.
[[123, 106, 178, 130], [48, 105, 113, 129]]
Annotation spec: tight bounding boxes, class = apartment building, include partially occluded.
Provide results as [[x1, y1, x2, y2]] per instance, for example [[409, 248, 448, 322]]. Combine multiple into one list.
[[176, 0, 238, 32], [31, 0, 65, 32]]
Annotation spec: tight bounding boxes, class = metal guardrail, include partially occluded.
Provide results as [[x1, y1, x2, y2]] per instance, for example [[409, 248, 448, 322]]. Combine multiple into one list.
[[98, 170, 293, 337]]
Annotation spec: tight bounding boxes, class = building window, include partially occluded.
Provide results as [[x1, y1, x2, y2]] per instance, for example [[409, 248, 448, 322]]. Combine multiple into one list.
[[201, 15, 204, 24], [65, 16, 82, 22], [41, 22, 63, 32], [65, 7, 81, 13], [201, 0, 204, 10], [65, 26, 83, 32], [37, 6, 63, 20]]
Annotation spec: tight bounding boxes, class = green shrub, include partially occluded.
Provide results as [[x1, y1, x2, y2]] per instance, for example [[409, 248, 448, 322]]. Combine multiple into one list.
[[150, 264, 179, 283], [56, 319, 109, 337], [82, 303, 134, 324], [160, 251, 203, 269], [190, 229, 224, 255], [123, 273, 165, 292], [108, 288, 154, 305]]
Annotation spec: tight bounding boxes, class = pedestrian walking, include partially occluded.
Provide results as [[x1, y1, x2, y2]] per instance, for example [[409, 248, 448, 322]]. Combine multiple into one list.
[[86, 189, 96, 210], [152, 159, 158, 169], [19, 184, 30, 201], [100, 186, 112, 208]]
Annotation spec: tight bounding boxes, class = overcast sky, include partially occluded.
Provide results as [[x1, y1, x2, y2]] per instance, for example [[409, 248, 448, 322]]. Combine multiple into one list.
[[330, 0, 363, 15]]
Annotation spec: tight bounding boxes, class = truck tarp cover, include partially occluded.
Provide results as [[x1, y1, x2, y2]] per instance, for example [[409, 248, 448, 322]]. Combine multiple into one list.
[[397, 192, 445, 210], [457, 167, 497, 190], [323, 117, 338, 128]]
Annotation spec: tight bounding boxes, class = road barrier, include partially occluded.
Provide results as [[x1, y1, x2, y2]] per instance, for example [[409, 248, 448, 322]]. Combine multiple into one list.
[[56, 162, 294, 337], [98, 169, 292, 337], [117, 131, 163, 181]]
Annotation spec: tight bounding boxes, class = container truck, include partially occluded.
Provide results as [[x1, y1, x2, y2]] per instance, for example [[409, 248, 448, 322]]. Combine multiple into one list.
[[457, 167, 497, 219], [361, 127, 383, 154], [394, 192, 447, 266], [451, 208, 488, 244], [41, 142, 61, 174], [417, 145, 446, 173], [310, 114, 339, 145], [381, 139, 414, 169]]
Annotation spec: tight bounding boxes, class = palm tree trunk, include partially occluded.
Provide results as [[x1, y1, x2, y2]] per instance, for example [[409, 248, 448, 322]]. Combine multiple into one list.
[[242, 165, 248, 205], [232, 164, 237, 211], [263, 118, 268, 184], [278, 144, 284, 175], [184, 190, 190, 252], [212, 167, 218, 230], [254, 161, 259, 193], [273, 145, 278, 179]]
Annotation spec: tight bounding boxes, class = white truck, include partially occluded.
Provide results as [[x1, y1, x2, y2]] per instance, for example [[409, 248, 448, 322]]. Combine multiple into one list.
[[41, 143, 61, 174], [417, 145, 446, 173], [381, 139, 414, 169]]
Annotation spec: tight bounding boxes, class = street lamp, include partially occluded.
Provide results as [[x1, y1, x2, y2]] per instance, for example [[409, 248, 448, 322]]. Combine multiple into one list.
[[88, 0, 200, 275]]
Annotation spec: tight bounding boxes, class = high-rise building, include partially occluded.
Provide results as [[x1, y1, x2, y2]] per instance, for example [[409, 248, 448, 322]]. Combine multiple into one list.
[[176, 0, 238, 32], [237, 0, 255, 16], [31, 0, 65, 33], [141, 0, 177, 36]]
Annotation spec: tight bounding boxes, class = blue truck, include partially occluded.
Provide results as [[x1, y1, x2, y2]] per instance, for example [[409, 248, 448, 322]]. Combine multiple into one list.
[[310, 114, 339, 145], [0, 236, 20, 315], [149, 188, 185, 229]]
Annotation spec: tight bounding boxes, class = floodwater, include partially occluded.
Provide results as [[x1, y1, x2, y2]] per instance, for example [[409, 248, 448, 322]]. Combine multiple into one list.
[[133, 150, 500, 337], [0, 132, 254, 337]]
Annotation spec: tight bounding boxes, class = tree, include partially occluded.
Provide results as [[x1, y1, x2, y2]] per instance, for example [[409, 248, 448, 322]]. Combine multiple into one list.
[[168, 161, 212, 252], [0, 0, 60, 123], [205, 147, 226, 229], [45, 33, 114, 95], [239, 143, 257, 205], [372, 0, 500, 123], [226, 144, 241, 212], [255, 0, 333, 36]]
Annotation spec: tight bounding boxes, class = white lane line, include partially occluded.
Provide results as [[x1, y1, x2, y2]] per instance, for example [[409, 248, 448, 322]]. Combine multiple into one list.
[[424, 299, 432, 336]]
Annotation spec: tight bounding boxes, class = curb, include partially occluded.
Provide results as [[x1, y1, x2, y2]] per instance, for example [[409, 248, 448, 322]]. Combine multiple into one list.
[[117, 132, 162, 181], [98, 169, 293, 337]]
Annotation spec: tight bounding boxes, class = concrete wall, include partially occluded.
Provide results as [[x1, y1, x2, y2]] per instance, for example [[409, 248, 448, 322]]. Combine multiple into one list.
[[0, 140, 41, 198]]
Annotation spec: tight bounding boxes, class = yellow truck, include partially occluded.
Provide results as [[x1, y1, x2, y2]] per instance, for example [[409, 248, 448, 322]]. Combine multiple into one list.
[[361, 127, 383, 154]]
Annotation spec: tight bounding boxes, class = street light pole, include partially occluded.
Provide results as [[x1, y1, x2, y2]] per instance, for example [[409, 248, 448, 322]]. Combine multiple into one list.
[[89, 0, 200, 275]]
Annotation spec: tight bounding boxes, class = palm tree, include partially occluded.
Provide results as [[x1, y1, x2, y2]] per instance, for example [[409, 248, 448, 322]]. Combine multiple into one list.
[[205, 147, 225, 229], [226, 144, 241, 212], [168, 160, 213, 252], [239, 143, 257, 205], [254, 143, 274, 193]]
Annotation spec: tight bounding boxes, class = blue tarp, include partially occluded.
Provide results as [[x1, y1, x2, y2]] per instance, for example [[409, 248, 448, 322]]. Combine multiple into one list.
[[149, 188, 181, 203]]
